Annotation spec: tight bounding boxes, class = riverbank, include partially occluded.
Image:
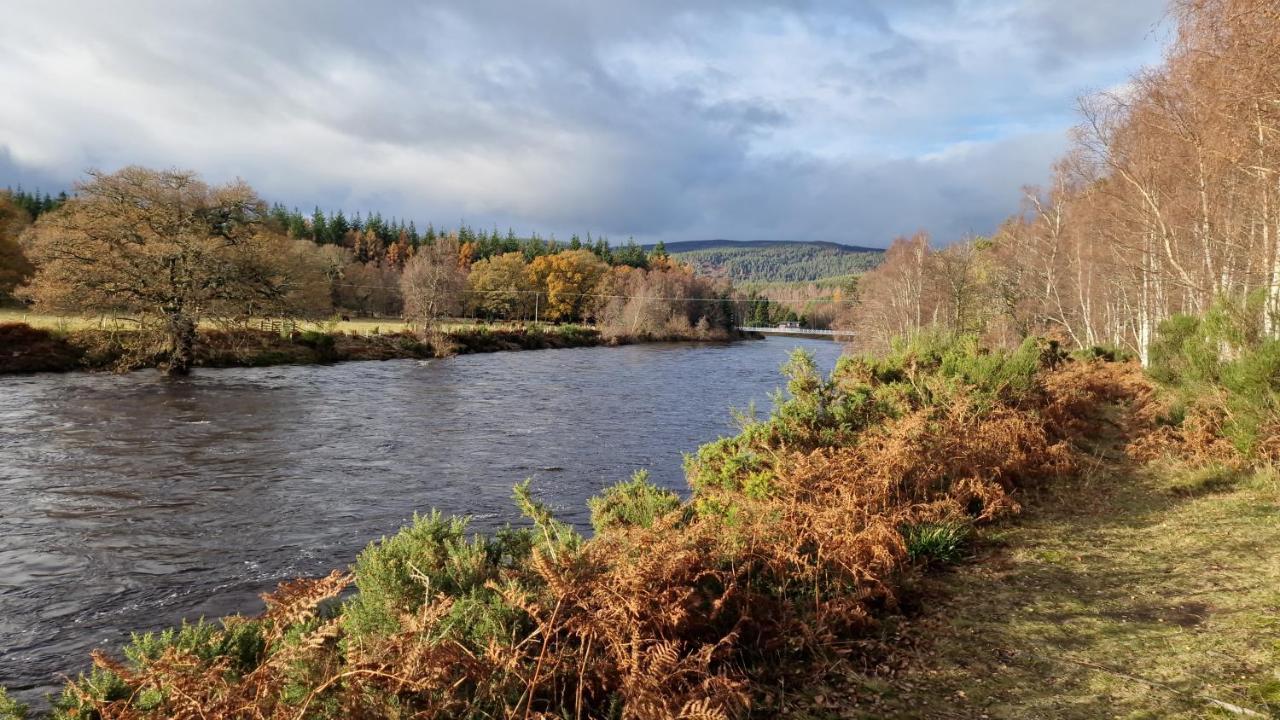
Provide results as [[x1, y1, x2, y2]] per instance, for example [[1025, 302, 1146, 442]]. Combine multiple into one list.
[[11, 334, 1273, 718], [0, 321, 757, 374], [20, 338, 1160, 719]]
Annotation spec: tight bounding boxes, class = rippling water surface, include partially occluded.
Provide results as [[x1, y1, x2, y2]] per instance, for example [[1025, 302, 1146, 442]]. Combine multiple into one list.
[[0, 337, 842, 701]]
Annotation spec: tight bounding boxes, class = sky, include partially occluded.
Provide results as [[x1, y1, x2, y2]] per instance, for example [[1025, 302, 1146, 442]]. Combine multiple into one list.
[[0, 1, 1171, 247]]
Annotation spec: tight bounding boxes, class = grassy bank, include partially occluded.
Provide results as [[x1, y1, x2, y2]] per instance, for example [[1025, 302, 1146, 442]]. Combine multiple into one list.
[[778, 458, 1280, 719], [0, 321, 744, 375]]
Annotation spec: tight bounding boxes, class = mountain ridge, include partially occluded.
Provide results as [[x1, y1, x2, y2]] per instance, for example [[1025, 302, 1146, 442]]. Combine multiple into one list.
[[645, 239, 884, 284]]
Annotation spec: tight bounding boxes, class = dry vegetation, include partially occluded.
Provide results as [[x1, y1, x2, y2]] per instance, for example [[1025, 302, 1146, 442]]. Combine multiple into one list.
[[10, 336, 1172, 720]]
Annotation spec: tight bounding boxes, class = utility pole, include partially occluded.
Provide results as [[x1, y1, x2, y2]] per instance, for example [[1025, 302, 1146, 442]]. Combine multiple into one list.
[[534, 291, 539, 325]]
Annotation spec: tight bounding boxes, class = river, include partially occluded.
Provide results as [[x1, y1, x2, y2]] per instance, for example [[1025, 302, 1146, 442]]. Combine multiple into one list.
[[0, 337, 842, 702]]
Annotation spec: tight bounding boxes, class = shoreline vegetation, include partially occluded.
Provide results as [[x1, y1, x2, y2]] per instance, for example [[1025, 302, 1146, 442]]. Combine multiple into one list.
[[0, 338, 1180, 717], [4, 325, 1277, 718], [0, 320, 757, 375]]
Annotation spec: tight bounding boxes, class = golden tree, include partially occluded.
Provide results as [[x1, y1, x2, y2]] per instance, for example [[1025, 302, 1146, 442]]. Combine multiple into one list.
[[467, 251, 533, 320], [20, 167, 325, 374], [528, 248, 608, 322]]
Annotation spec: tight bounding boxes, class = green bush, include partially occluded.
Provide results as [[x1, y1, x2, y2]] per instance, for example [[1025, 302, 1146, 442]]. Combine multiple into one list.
[[52, 666, 131, 719], [903, 522, 971, 564], [1148, 301, 1279, 459], [588, 470, 682, 533], [297, 330, 337, 360], [50, 621, 265, 717], [1219, 339, 1280, 455], [0, 688, 26, 720], [1149, 314, 1220, 386], [343, 511, 533, 645], [1072, 344, 1135, 363]]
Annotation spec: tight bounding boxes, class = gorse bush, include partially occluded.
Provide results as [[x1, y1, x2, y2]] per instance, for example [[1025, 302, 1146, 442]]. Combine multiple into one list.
[[343, 510, 538, 646], [0, 688, 26, 720], [123, 618, 265, 675], [1144, 299, 1280, 462], [588, 469, 682, 533], [37, 334, 1146, 719]]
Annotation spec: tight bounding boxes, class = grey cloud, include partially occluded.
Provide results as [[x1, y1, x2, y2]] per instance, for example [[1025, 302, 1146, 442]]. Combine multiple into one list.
[[0, 0, 1168, 245]]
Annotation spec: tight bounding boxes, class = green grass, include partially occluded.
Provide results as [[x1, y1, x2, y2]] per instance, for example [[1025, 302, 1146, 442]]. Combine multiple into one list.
[[0, 308, 568, 337], [777, 448, 1280, 718], [903, 521, 971, 565]]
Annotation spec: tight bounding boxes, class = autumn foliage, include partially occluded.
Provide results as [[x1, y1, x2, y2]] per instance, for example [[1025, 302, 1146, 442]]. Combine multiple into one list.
[[845, 0, 1280, 362]]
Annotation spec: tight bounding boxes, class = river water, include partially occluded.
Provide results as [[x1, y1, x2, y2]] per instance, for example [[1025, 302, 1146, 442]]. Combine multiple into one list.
[[0, 337, 842, 702]]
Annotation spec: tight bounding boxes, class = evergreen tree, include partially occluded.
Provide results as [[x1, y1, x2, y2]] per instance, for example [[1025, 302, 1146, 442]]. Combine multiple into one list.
[[311, 207, 328, 244], [331, 210, 350, 240]]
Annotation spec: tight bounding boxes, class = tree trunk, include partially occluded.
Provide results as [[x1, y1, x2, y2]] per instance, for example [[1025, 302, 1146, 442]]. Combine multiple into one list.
[[165, 313, 197, 376]]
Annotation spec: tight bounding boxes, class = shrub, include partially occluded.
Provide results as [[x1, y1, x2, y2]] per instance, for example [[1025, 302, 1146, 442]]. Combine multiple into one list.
[[1147, 303, 1280, 461], [342, 510, 532, 645], [0, 688, 26, 720], [124, 617, 265, 676], [52, 666, 131, 718], [296, 329, 337, 360], [588, 469, 681, 533]]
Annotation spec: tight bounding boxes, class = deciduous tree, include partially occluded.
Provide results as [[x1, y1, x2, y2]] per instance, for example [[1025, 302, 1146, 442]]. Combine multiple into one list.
[[19, 167, 324, 374]]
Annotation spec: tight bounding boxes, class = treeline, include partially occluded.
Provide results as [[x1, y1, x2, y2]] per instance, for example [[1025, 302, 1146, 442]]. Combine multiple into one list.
[[674, 242, 882, 283], [846, 0, 1280, 362], [1, 169, 737, 374], [2, 186, 66, 220], [265, 204, 656, 270], [740, 276, 858, 329]]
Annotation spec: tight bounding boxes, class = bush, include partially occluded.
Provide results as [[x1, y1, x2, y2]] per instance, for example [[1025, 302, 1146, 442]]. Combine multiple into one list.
[[343, 511, 532, 645], [588, 469, 682, 533], [1149, 314, 1220, 386], [1147, 302, 1280, 461], [124, 617, 265, 676], [0, 688, 26, 720], [52, 666, 131, 718], [296, 329, 337, 360]]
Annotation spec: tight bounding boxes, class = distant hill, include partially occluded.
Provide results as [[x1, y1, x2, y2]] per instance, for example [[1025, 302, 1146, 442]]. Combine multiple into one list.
[[650, 240, 884, 284]]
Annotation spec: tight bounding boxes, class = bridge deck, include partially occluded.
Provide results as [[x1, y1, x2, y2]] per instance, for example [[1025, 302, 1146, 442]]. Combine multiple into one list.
[[737, 326, 854, 338]]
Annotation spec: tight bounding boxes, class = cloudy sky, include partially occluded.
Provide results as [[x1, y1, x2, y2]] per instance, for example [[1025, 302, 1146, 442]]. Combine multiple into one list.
[[0, 1, 1170, 246]]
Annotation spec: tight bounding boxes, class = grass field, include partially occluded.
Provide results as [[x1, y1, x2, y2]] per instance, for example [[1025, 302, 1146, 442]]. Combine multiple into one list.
[[0, 309, 537, 336]]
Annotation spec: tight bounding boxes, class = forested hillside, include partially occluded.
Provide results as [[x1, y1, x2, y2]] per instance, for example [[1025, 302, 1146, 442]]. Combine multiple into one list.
[[662, 240, 883, 283]]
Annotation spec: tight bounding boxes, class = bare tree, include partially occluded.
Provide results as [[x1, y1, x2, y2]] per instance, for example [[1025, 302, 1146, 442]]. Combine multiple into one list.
[[400, 233, 467, 332]]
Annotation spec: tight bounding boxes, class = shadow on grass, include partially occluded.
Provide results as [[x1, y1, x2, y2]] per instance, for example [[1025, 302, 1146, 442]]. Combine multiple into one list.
[[778, 443, 1280, 719]]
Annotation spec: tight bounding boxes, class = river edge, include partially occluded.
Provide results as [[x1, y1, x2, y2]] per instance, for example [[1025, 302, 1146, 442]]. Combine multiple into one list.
[[0, 322, 765, 375]]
